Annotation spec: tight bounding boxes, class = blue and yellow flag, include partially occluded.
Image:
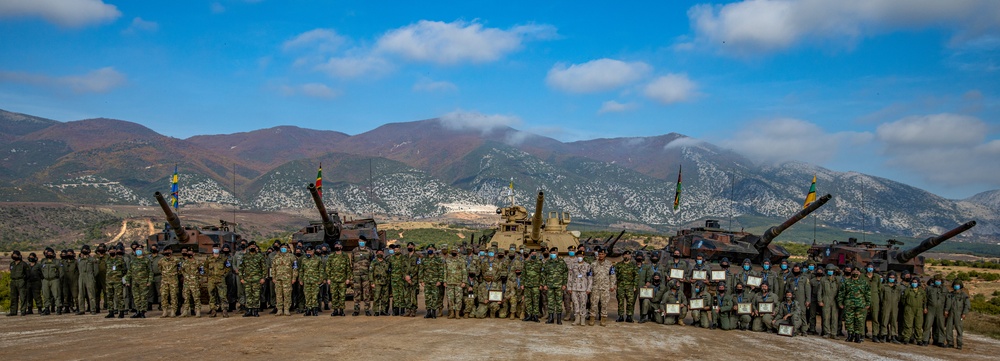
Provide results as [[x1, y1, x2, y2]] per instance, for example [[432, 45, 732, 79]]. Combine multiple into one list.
[[803, 175, 817, 209], [170, 164, 179, 210]]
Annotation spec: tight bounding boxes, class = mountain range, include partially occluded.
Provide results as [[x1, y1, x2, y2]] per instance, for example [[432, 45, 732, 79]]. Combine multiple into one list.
[[1, 108, 997, 244]]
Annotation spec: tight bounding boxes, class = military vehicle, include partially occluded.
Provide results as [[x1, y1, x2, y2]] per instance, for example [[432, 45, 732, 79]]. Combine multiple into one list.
[[807, 221, 976, 275], [668, 194, 832, 264], [147, 191, 243, 253], [580, 229, 627, 256], [488, 190, 580, 253], [290, 183, 386, 250]]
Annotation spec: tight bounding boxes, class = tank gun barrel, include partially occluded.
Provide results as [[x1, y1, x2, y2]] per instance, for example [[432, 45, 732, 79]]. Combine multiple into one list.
[[755, 194, 832, 250], [604, 229, 626, 253], [531, 191, 544, 241], [307, 183, 337, 238], [154, 191, 190, 244], [896, 221, 976, 263]]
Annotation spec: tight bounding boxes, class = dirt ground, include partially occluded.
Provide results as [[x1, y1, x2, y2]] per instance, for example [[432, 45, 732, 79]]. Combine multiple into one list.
[[1, 305, 996, 361]]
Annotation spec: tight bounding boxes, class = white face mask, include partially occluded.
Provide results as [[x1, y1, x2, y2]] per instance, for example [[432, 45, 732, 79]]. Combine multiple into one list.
[[577, 257, 583, 262]]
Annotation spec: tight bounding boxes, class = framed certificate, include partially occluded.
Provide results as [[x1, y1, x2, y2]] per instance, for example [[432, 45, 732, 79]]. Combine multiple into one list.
[[488, 290, 503, 302], [747, 276, 762, 287], [639, 287, 654, 299], [669, 268, 685, 279], [664, 303, 682, 315], [691, 270, 707, 281], [711, 271, 727, 281], [778, 324, 794, 337], [690, 299, 704, 309], [737, 302, 753, 314], [758, 302, 774, 313]]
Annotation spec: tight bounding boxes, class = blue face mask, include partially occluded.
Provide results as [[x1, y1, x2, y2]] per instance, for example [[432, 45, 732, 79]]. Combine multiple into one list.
[[763, 264, 770, 270], [807, 265, 815, 271], [827, 270, 834, 276], [479, 251, 485, 257], [568, 251, 575, 257], [388, 249, 395, 255], [743, 265, 751, 271], [550, 254, 557, 260], [135, 250, 143, 256], [934, 281, 942, 286], [911, 283, 919, 288], [280, 248, 287, 253], [427, 250, 434, 255], [780, 264, 788, 270], [889, 278, 896, 283], [358, 241, 365, 247], [694, 288, 700, 293], [953, 285, 961, 290], [696, 260, 703, 265], [867, 267, 874, 273], [487, 252, 495, 257]]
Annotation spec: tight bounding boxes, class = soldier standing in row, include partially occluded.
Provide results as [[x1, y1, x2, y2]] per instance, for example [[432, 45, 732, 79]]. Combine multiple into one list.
[[240, 243, 265, 317], [901, 277, 926, 344], [326, 243, 351, 317], [542, 247, 568, 324], [147, 246, 162, 312], [420, 245, 444, 318], [880, 271, 903, 343], [404, 243, 421, 317], [838, 268, 871, 343], [388, 245, 406, 316], [126, 246, 152, 318], [944, 280, 969, 349], [27, 253, 42, 314], [370, 248, 391, 316], [8, 250, 29, 316], [271, 243, 297, 316], [504, 261, 524, 320], [444, 245, 467, 319], [615, 250, 637, 323], [157, 249, 180, 317], [862, 263, 883, 342], [521, 250, 542, 322], [817, 264, 840, 338], [923, 274, 948, 347], [567, 250, 591, 326], [40, 248, 63, 315], [587, 247, 614, 326], [300, 246, 325, 316], [351, 237, 374, 316], [76, 245, 99, 315], [94, 244, 108, 313], [105, 246, 127, 318], [60, 249, 79, 314], [180, 249, 203, 317]]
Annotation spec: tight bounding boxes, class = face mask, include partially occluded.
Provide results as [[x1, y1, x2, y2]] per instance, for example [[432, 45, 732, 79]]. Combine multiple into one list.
[[934, 281, 942, 286], [696, 260, 703, 265], [736, 288, 744, 293], [515, 272, 522, 277], [306, 253, 313, 258], [762, 288, 769, 293], [694, 288, 700, 293], [763, 264, 770, 270], [12, 255, 21, 261], [793, 269, 801, 275], [407, 247, 414, 252], [508, 255, 514, 260], [530, 255, 536, 260], [550, 254, 557, 260], [889, 278, 896, 283], [954, 285, 961, 290], [781, 264, 788, 270], [212, 249, 220, 254], [487, 252, 494, 257], [827, 270, 834, 276], [451, 252, 458, 256], [721, 263, 729, 268], [136, 250, 143, 256], [479, 251, 486, 257], [807, 265, 815, 271], [388, 249, 395, 255], [652, 279, 661, 286], [280, 248, 287, 253], [651, 258, 659, 264], [786, 297, 792, 301], [427, 250, 434, 255], [29, 257, 37, 263], [358, 241, 366, 247], [911, 283, 919, 288], [335, 247, 343, 252], [577, 257, 583, 262], [568, 251, 575, 257], [636, 259, 644, 264], [743, 265, 751, 271], [865, 267, 873, 273]]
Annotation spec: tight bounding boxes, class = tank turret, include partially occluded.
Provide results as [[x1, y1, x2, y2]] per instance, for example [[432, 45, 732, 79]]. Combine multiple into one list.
[[154, 191, 189, 244], [308, 183, 341, 242]]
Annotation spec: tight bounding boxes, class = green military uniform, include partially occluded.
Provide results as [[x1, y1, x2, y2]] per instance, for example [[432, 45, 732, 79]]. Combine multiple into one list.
[[443, 248, 468, 318], [271, 251, 297, 316], [787, 272, 811, 335], [389, 251, 408, 314], [690, 285, 713, 328], [837, 276, 871, 341], [944, 283, 970, 349], [95, 251, 107, 312], [816, 268, 840, 338], [28, 259, 43, 313], [419, 250, 445, 318], [325, 250, 351, 315], [504, 269, 524, 319], [180, 256, 203, 317], [543, 255, 568, 323], [147, 253, 162, 309], [126, 254, 153, 318], [732, 288, 753, 330], [105, 255, 126, 317], [615, 258, 638, 321], [8, 256, 29, 315], [239, 250, 266, 316], [205, 253, 230, 316], [753, 288, 779, 332], [880, 277, 904, 342], [370, 254, 390, 315], [473, 276, 503, 318], [923, 279, 947, 345], [300, 253, 325, 314], [657, 283, 688, 325], [714, 289, 735, 330], [522, 256, 543, 320], [901, 282, 926, 343], [864, 271, 883, 341], [76, 254, 100, 314], [775, 298, 803, 335], [40, 254, 64, 314], [157, 255, 180, 317], [351, 246, 374, 315], [61, 254, 79, 312], [403, 250, 421, 315]]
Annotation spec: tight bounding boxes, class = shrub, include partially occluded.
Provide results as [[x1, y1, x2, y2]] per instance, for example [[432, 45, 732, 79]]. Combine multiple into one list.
[[0, 271, 9, 313]]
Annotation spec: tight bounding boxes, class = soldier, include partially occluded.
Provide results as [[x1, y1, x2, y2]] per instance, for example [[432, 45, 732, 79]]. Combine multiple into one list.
[[75, 245, 99, 314], [443, 244, 467, 319], [538, 245, 549, 318], [639, 272, 662, 324], [404, 242, 422, 317], [774, 290, 803, 335], [124, 241, 139, 312], [270, 243, 297, 316], [752, 282, 778, 332], [817, 264, 840, 339], [901, 277, 926, 344], [126, 246, 152, 318], [388, 245, 405, 316], [222, 244, 238, 312], [104, 246, 127, 318], [718, 258, 736, 291], [147, 245, 162, 312], [239, 242, 266, 317], [157, 249, 180, 318], [636, 251, 657, 288], [27, 253, 43, 315], [474, 272, 504, 319], [522, 249, 543, 322], [567, 250, 591, 326], [60, 249, 79, 314], [880, 271, 904, 343], [418, 245, 442, 318], [759, 260, 778, 292], [504, 261, 524, 320], [39, 247, 63, 315], [658, 279, 688, 325], [299, 246, 324, 316], [318, 244, 332, 311], [326, 242, 352, 317], [836, 264, 854, 337], [94, 244, 108, 313], [263, 244, 277, 313], [205, 245, 230, 317], [180, 249, 204, 317], [732, 283, 752, 330], [589, 247, 615, 326], [944, 280, 969, 349], [615, 250, 638, 323], [922, 274, 948, 347], [713, 283, 735, 330], [776, 259, 791, 298], [560, 245, 577, 321], [807, 262, 823, 335], [291, 247, 305, 313], [8, 250, 29, 316], [542, 247, 568, 324], [690, 280, 712, 328], [667, 250, 688, 290], [463, 267, 479, 319], [233, 240, 248, 311], [351, 237, 374, 316], [863, 262, 883, 342], [838, 268, 871, 343], [786, 263, 811, 336], [688, 253, 711, 284], [370, 248, 391, 316]]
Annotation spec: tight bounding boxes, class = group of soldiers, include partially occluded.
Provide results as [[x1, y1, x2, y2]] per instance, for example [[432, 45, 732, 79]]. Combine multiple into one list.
[[5, 240, 972, 350]]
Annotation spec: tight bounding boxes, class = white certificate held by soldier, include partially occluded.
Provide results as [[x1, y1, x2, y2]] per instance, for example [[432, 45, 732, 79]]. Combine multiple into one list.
[[737, 302, 753, 314], [711, 271, 726, 281], [669, 268, 685, 279], [689, 299, 704, 310], [664, 303, 682, 315], [488, 290, 503, 302], [746, 276, 762, 287], [757, 302, 773, 314], [691, 270, 707, 281], [639, 287, 654, 299], [778, 324, 795, 337]]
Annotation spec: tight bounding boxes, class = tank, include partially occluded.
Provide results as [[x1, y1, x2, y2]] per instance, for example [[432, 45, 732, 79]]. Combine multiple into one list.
[[580, 229, 627, 256], [488, 190, 580, 253], [807, 221, 977, 275], [290, 183, 386, 250], [668, 194, 832, 264], [147, 191, 242, 253]]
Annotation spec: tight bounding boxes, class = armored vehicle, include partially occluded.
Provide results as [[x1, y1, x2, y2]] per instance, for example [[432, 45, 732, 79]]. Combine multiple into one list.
[[290, 183, 386, 250], [488, 190, 579, 253], [146, 191, 243, 253], [807, 221, 976, 274]]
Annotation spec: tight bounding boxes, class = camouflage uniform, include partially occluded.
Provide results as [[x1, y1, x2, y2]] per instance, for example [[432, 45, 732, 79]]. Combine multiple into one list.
[[444, 252, 468, 317], [944, 286, 970, 348], [389, 252, 408, 313], [615, 259, 638, 320], [566, 258, 592, 325], [419, 252, 445, 316], [239, 251, 266, 312], [351, 247, 374, 314], [127, 255, 153, 315], [105, 256, 126, 315], [326, 251, 352, 313], [589, 258, 615, 325], [370, 255, 391, 314], [40, 257, 64, 312], [404, 251, 421, 314], [301, 254, 325, 312], [205, 254, 230, 315], [837, 277, 871, 338], [473, 277, 503, 318], [157, 256, 180, 317], [542, 256, 568, 321], [76, 255, 99, 313], [504, 270, 524, 319], [522, 256, 543, 319], [463, 272, 479, 318], [270, 252, 297, 315], [180, 257, 204, 316]]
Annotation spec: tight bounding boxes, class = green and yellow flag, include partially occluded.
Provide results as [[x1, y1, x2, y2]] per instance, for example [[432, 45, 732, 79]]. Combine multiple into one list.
[[315, 163, 323, 199], [673, 165, 682, 210], [803, 174, 817, 208]]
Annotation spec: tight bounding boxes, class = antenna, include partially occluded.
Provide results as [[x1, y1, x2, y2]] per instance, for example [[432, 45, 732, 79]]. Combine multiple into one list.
[[729, 171, 736, 231], [860, 175, 866, 243], [369, 158, 374, 219], [232, 162, 237, 234]]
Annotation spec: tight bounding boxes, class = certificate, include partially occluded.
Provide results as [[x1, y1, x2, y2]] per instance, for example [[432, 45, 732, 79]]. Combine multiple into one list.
[[746, 276, 763, 287], [488, 290, 503, 302], [758, 302, 774, 314], [737, 302, 753, 314], [664, 303, 682, 315], [689, 299, 705, 310], [691, 270, 707, 281], [778, 324, 794, 337], [639, 287, 654, 299], [711, 271, 727, 281], [669, 268, 685, 279]]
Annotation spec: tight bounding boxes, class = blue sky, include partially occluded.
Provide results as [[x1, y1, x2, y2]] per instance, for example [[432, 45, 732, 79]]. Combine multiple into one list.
[[1, 0, 998, 199]]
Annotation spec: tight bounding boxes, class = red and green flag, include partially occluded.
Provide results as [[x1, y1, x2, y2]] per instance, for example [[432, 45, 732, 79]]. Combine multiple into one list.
[[673, 165, 682, 210], [315, 163, 323, 199], [803, 175, 817, 208]]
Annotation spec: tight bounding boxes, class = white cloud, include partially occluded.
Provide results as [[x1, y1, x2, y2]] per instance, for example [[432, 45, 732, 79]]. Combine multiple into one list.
[[687, 0, 1000, 56], [643, 74, 698, 104], [722, 118, 873, 164], [598, 100, 638, 114], [0, 0, 120, 28], [315, 55, 392, 78], [438, 110, 521, 133], [210, 2, 225, 14], [122, 17, 158, 35], [278, 83, 341, 99], [413, 78, 457, 92], [0, 66, 126, 93], [546, 59, 651, 93], [664, 136, 706, 150], [375, 20, 556, 64], [876, 113, 1000, 186], [283, 28, 345, 53]]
